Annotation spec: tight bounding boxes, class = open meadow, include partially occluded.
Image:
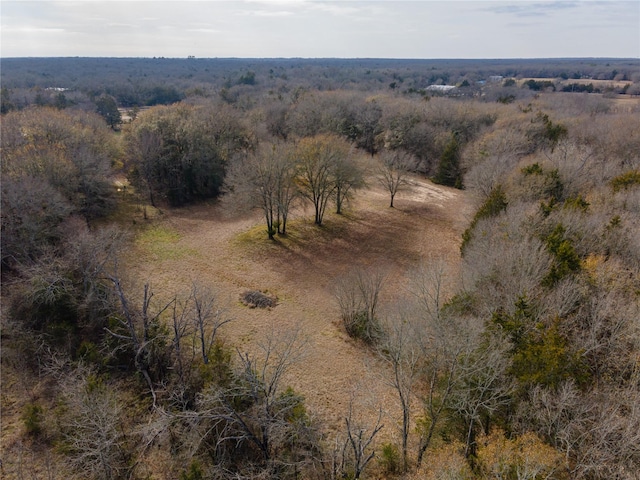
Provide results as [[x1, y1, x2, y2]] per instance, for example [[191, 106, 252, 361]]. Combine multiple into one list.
[[124, 172, 470, 434]]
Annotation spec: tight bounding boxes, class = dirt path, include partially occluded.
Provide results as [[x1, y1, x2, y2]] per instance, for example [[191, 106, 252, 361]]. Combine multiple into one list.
[[127, 176, 472, 436]]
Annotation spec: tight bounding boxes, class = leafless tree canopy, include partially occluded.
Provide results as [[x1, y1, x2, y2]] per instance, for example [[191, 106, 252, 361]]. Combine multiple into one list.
[[333, 267, 386, 344], [3, 57, 640, 479], [377, 149, 415, 208]]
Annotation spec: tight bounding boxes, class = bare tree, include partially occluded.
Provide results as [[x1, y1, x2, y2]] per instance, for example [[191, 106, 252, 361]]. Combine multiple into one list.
[[273, 147, 299, 236], [333, 149, 365, 215], [226, 141, 298, 239], [63, 222, 126, 330], [1, 175, 72, 268], [190, 282, 232, 365], [191, 326, 318, 477], [377, 149, 414, 208], [295, 134, 349, 225], [449, 332, 514, 458], [461, 203, 553, 317], [343, 399, 384, 480], [521, 381, 640, 480], [56, 365, 131, 480], [126, 126, 162, 207], [333, 267, 386, 344], [405, 260, 466, 466], [464, 125, 530, 199], [563, 287, 638, 384], [106, 274, 174, 408], [378, 309, 421, 472], [168, 291, 195, 409]]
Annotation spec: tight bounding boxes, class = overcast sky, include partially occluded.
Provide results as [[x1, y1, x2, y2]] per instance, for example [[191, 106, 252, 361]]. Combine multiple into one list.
[[1, 0, 639, 59]]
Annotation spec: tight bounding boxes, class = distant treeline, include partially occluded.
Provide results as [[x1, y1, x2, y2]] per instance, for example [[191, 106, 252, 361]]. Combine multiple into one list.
[[1, 57, 638, 110]]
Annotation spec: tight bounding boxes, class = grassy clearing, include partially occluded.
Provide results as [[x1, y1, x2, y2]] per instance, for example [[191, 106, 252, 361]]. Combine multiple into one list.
[[136, 224, 198, 261], [102, 184, 199, 261], [233, 213, 352, 253]]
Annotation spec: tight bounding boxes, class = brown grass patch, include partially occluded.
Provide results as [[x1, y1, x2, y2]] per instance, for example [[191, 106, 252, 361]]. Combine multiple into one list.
[[117, 176, 471, 444]]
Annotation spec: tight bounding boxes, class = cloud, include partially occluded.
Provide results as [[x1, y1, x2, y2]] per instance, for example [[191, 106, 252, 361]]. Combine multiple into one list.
[[4, 26, 66, 33], [246, 10, 295, 17], [309, 3, 362, 16], [107, 22, 137, 28], [486, 1, 580, 17], [187, 28, 220, 33], [1, 0, 637, 58], [243, 0, 307, 5]]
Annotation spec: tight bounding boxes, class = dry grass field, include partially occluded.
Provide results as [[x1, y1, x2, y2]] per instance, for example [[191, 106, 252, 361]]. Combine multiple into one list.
[[518, 77, 631, 88], [124, 174, 471, 437]]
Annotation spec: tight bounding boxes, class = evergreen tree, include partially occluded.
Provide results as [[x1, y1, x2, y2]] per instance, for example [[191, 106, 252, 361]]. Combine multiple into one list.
[[95, 94, 121, 129], [434, 133, 463, 189]]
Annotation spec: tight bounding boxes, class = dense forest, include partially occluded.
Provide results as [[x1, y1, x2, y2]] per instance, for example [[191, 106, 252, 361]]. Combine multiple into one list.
[[1, 57, 640, 480]]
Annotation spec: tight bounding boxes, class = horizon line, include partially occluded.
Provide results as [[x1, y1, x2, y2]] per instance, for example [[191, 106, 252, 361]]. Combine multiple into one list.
[[3, 55, 638, 61]]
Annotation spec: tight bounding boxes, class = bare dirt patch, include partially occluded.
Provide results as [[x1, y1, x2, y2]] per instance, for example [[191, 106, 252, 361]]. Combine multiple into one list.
[[124, 175, 472, 437]]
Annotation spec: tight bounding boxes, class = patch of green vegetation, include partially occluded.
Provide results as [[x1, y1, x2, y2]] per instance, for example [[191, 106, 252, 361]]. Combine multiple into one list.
[[610, 170, 640, 192], [442, 292, 478, 316], [180, 461, 204, 480], [542, 224, 581, 287], [461, 185, 508, 253], [563, 194, 590, 212], [379, 442, 401, 474], [521, 163, 544, 176], [497, 94, 516, 104], [344, 310, 383, 345], [518, 163, 564, 210], [433, 134, 464, 189], [492, 297, 589, 390], [22, 402, 44, 436], [136, 224, 198, 260], [234, 214, 350, 252]]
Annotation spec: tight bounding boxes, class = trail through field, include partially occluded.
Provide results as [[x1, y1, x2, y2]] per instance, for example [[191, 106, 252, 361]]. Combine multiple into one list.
[[127, 175, 472, 437]]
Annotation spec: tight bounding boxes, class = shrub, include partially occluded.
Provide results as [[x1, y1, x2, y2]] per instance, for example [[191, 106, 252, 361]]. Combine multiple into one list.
[[76, 340, 102, 364], [493, 299, 589, 390], [334, 268, 385, 344], [521, 163, 544, 176], [22, 402, 44, 436], [610, 170, 640, 192], [477, 428, 568, 480], [542, 224, 581, 287], [526, 112, 567, 152], [343, 310, 383, 345], [563, 194, 590, 212], [422, 442, 473, 480], [511, 320, 589, 389], [497, 94, 516, 104], [198, 339, 233, 389], [461, 185, 508, 252], [523, 79, 556, 92], [180, 461, 204, 480], [379, 442, 401, 474], [516, 163, 564, 204]]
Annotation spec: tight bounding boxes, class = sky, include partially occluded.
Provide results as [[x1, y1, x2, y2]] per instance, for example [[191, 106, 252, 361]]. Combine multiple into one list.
[[1, 0, 639, 59]]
